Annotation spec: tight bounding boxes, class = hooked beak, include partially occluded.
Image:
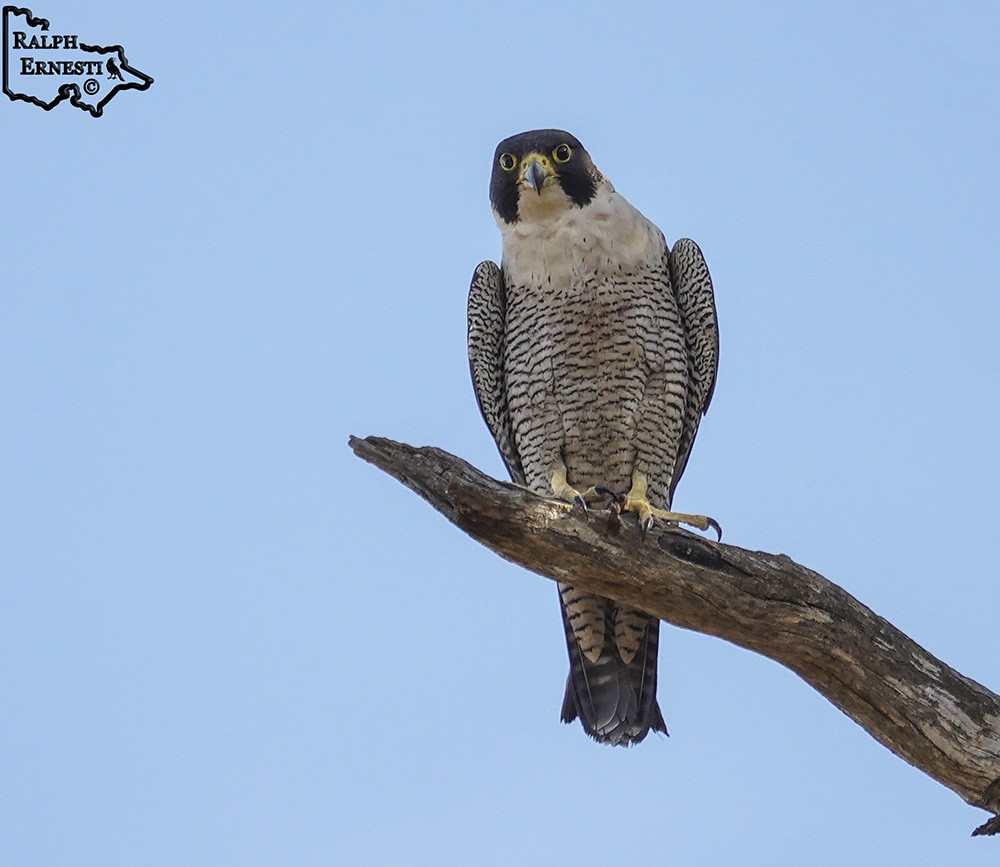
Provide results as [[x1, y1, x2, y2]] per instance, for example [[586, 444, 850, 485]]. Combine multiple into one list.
[[522, 158, 550, 195]]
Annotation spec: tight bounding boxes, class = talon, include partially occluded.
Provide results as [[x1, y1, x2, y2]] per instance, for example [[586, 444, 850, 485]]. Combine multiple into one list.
[[550, 464, 593, 512], [622, 470, 720, 539]]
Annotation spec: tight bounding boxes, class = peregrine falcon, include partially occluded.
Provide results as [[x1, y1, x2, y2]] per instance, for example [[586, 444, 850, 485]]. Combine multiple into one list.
[[468, 129, 719, 746]]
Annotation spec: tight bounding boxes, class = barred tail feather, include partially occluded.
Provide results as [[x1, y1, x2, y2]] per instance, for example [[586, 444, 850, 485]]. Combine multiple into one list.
[[558, 587, 667, 746]]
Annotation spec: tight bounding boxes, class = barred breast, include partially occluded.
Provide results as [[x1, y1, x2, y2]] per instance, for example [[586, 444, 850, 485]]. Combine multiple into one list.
[[498, 183, 689, 504]]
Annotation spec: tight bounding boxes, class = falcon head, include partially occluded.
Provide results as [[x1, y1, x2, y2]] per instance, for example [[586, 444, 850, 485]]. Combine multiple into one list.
[[490, 129, 606, 225]]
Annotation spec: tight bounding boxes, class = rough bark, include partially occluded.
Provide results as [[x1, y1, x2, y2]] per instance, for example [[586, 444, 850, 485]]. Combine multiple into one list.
[[349, 435, 1000, 836]]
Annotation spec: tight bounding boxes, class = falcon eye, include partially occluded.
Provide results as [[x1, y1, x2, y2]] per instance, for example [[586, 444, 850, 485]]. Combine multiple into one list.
[[498, 152, 518, 172], [552, 144, 572, 163]]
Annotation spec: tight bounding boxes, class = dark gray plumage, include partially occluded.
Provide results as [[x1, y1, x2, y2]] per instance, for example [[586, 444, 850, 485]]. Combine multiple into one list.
[[468, 130, 718, 745]]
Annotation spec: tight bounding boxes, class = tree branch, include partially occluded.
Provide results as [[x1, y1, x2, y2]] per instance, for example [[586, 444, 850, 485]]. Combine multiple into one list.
[[349, 435, 1000, 836]]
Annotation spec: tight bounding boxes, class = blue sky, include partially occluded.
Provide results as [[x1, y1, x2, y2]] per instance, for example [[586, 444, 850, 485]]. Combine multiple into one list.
[[3, 2, 999, 863]]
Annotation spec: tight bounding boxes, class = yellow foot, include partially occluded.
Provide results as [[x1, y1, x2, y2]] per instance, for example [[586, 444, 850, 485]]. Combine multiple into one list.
[[550, 466, 599, 512], [623, 471, 721, 539]]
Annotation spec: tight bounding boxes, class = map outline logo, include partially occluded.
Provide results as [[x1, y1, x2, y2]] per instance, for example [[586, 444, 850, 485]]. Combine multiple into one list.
[[3, 5, 152, 117]]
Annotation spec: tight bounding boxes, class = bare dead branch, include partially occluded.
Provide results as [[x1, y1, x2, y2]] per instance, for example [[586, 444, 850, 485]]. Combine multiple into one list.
[[349, 434, 1000, 836]]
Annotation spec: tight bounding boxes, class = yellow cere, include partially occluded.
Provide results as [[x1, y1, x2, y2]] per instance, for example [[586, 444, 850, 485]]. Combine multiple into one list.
[[517, 151, 556, 180]]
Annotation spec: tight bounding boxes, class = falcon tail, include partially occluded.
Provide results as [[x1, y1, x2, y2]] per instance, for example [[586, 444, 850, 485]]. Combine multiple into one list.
[[558, 589, 667, 746]]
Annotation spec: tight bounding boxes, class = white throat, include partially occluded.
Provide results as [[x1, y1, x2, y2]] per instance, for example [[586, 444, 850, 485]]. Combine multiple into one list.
[[496, 182, 667, 287]]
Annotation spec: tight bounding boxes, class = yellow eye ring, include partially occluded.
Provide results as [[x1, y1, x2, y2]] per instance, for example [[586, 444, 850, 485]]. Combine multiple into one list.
[[498, 152, 518, 172], [552, 144, 572, 163]]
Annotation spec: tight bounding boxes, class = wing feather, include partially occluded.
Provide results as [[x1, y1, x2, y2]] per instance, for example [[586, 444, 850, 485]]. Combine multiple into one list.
[[668, 238, 719, 504], [467, 261, 525, 484]]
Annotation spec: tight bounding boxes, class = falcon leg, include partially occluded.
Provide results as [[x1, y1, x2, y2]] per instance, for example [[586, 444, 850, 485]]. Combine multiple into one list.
[[623, 470, 721, 539], [551, 464, 599, 513]]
